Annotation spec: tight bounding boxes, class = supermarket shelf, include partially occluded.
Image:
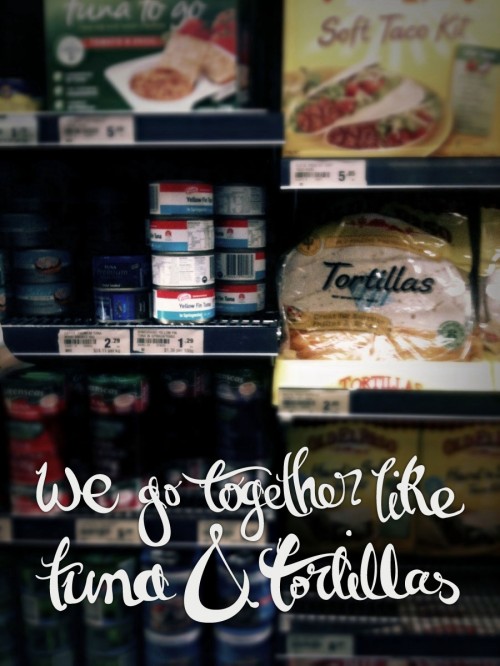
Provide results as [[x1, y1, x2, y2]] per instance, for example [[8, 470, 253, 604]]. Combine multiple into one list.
[[273, 358, 500, 420], [0, 510, 275, 547], [0, 111, 284, 147], [1, 313, 282, 358], [281, 157, 500, 189]]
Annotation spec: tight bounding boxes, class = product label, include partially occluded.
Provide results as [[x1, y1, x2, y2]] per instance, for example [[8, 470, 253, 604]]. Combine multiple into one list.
[[152, 253, 214, 287], [58, 329, 131, 355], [133, 328, 204, 354], [153, 287, 215, 323], [216, 282, 265, 314], [215, 219, 266, 249], [150, 219, 214, 252], [215, 251, 265, 281]]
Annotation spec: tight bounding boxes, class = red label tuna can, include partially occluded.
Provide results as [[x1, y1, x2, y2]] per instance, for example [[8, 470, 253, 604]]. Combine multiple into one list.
[[153, 286, 215, 323], [152, 252, 214, 287], [215, 250, 265, 282], [149, 218, 214, 253], [149, 181, 213, 217], [215, 281, 265, 315]]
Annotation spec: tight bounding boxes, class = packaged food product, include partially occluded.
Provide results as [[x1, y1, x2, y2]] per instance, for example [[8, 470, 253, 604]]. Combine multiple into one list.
[[478, 208, 500, 357], [283, 421, 419, 553], [417, 423, 500, 556], [278, 212, 476, 361], [283, 0, 500, 157]]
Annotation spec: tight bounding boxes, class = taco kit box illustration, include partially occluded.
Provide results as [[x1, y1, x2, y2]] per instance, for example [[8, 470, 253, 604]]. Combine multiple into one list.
[[43, 0, 241, 112], [282, 0, 500, 157]]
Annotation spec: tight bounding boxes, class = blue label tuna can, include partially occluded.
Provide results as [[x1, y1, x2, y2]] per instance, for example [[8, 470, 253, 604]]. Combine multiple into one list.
[[92, 255, 151, 289], [15, 282, 73, 316], [94, 288, 150, 322], [213, 624, 273, 666], [13, 248, 72, 284], [144, 628, 202, 666]]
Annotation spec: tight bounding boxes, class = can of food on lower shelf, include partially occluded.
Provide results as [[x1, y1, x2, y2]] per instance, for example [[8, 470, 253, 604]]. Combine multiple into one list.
[[214, 185, 266, 217], [213, 624, 273, 666], [215, 218, 266, 249], [153, 286, 215, 324], [216, 281, 265, 315], [2, 369, 67, 420], [152, 252, 214, 287], [94, 288, 150, 322], [149, 218, 214, 253], [87, 374, 149, 415], [92, 255, 151, 289], [13, 248, 72, 283], [15, 282, 73, 316], [149, 181, 213, 217], [215, 250, 265, 282], [144, 628, 201, 666]]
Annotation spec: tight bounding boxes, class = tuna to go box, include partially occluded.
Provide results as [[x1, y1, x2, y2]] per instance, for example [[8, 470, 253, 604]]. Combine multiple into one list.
[[43, 0, 242, 112], [282, 0, 500, 157]]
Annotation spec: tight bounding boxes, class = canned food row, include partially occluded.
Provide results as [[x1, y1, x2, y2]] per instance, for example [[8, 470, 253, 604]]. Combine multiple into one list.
[[149, 182, 267, 218]]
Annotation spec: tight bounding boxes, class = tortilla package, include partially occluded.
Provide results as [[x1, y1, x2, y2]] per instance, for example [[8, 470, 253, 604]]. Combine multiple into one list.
[[478, 208, 500, 357], [278, 212, 476, 361]]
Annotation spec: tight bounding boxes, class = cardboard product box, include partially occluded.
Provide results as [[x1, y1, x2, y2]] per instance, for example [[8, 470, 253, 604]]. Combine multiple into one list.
[[283, 421, 419, 554], [282, 0, 500, 157], [43, 0, 241, 112]]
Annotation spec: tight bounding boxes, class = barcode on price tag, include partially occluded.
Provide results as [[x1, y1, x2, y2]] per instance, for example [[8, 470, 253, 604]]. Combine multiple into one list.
[[198, 520, 267, 546], [58, 329, 131, 355], [0, 518, 12, 543], [76, 519, 141, 545], [290, 160, 366, 188], [59, 115, 134, 145], [133, 328, 203, 355], [278, 388, 350, 417], [0, 114, 38, 145]]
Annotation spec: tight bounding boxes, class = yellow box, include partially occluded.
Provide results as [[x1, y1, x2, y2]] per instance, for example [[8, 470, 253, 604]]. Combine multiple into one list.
[[283, 0, 500, 157]]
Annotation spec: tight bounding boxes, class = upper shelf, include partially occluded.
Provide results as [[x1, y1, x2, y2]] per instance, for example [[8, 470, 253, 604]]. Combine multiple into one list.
[[0, 111, 284, 148], [281, 157, 500, 189]]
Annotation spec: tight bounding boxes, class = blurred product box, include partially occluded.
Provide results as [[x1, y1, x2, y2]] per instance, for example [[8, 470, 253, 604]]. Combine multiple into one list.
[[43, 0, 245, 112], [282, 0, 500, 157]]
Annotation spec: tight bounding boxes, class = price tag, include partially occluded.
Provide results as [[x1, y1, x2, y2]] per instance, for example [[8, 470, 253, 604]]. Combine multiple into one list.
[[286, 633, 354, 656], [0, 518, 12, 542], [0, 114, 37, 145], [59, 115, 135, 145], [290, 160, 367, 188], [197, 520, 267, 546], [278, 388, 350, 417], [133, 328, 203, 355], [58, 329, 131, 355], [76, 519, 141, 545]]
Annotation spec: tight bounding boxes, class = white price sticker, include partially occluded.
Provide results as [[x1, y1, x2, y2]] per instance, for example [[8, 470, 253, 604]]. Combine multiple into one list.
[[76, 519, 141, 545], [0, 114, 37, 145], [198, 520, 267, 546], [0, 518, 12, 542], [290, 160, 367, 188], [279, 388, 350, 417], [133, 328, 204, 355], [58, 329, 131, 355], [59, 115, 134, 145]]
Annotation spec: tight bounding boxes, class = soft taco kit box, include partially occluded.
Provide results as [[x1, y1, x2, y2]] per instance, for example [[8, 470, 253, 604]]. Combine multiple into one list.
[[283, 0, 500, 157], [43, 0, 243, 112]]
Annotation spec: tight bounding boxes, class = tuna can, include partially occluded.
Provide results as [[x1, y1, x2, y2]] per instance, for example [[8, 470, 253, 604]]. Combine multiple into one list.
[[215, 250, 265, 282], [15, 282, 73, 316], [213, 624, 273, 666], [85, 619, 137, 654], [149, 218, 214, 253], [215, 219, 266, 249], [88, 374, 149, 415], [0, 286, 12, 322], [214, 185, 266, 217], [94, 288, 150, 323], [13, 248, 72, 284], [85, 646, 137, 666], [92, 255, 151, 289], [0, 212, 51, 248], [26, 648, 76, 666], [216, 281, 265, 315], [152, 252, 214, 287], [2, 370, 66, 421], [153, 286, 215, 323], [149, 181, 213, 217], [144, 628, 201, 666]]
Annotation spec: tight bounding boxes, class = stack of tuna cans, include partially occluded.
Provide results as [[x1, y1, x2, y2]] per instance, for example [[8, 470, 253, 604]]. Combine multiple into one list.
[[148, 181, 215, 324], [214, 184, 267, 316], [92, 254, 151, 323]]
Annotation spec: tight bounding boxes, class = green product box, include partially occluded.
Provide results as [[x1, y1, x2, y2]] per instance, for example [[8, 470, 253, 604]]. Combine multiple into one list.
[[43, 0, 241, 112]]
